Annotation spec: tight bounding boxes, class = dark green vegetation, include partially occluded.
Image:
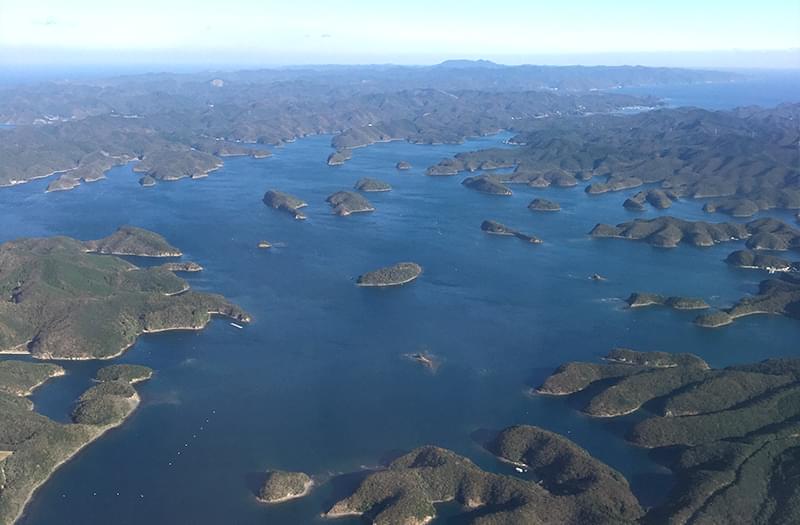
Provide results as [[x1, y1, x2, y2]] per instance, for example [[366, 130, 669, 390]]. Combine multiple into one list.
[[427, 104, 800, 216], [356, 263, 422, 287], [257, 470, 313, 503], [590, 217, 800, 249], [0, 362, 152, 525], [623, 189, 678, 211], [1, 62, 728, 190], [695, 274, 800, 328], [537, 348, 708, 396], [327, 425, 643, 524], [461, 175, 512, 196], [626, 293, 709, 310], [0, 232, 249, 359], [83, 225, 182, 257], [326, 191, 375, 216], [480, 220, 542, 244], [0, 361, 63, 397], [262, 190, 308, 220], [528, 198, 560, 212], [354, 178, 392, 192], [537, 351, 800, 524], [488, 426, 643, 520], [94, 364, 153, 384]]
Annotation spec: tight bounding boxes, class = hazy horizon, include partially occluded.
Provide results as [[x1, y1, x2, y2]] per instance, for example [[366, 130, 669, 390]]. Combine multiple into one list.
[[1, 0, 798, 71]]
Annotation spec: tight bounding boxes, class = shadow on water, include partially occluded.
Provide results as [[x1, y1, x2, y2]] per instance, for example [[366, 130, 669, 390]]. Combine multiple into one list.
[[245, 471, 268, 498], [321, 470, 375, 513], [469, 428, 499, 450]]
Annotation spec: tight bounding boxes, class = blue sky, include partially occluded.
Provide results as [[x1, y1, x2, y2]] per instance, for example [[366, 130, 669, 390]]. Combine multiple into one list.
[[1, 0, 798, 67]]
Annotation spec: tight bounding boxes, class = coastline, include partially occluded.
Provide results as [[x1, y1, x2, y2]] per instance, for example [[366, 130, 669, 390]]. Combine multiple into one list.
[[8, 392, 142, 525], [6, 311, 245, 361], [356, 274, 419, 287], [256, 479, 315, 504]]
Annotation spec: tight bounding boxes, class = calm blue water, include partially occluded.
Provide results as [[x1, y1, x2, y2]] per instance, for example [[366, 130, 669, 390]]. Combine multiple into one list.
[[0, 81, 798, 524]]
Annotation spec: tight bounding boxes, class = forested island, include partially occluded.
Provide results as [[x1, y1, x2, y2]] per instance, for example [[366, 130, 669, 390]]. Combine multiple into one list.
[[357, 262, 422, 287]]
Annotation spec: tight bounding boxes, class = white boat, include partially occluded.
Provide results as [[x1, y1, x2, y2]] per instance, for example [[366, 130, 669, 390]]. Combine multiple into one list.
[[230, 322, 244, 329], [514, 467, 526, 473]]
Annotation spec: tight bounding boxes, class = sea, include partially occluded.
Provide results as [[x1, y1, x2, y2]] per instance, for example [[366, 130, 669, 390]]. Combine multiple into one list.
[[1, 72, 799, 524]]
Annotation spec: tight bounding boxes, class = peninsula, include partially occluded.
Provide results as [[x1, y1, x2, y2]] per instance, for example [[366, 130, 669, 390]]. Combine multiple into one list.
[[0, 362, 153, 525], [0, 231, 249, 359], [535, 350, 800, 523], [325, 426, 642, 524], [626, 292, 709, 310], [590, 217, 800, 249], [461, 175, 512, 196]]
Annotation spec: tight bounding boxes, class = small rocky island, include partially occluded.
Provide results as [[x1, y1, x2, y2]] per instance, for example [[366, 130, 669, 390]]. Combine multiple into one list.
[[257, 470, 313, 503], [83, 225, 182, 257], [357, 262, 422, 287], [481, 220, 542, 244], [0, 362, 152, 525], [262, 190, 308, 220], [138, 175, 156, 187], [461, 175, 512, 195], [626, 292, 709, 310], [395, 160, 411, 170], [0, 231, 249, 359], [404, 351, 439, 372], [528, 198, 560, 212], [326, 191, 375, 216], [354, 177, 392, 192]]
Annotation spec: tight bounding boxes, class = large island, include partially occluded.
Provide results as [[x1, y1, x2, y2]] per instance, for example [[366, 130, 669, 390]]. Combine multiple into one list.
[[0, 228, 249, 359]]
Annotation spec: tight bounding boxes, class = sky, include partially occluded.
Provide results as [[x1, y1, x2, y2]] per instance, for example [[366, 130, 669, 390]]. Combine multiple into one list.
[[0, 0, 798, 68]]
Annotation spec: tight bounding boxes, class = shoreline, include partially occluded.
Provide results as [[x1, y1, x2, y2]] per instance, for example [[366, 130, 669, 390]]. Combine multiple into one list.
[[8, 392, 142, 525], [6, 311, 246, 361], [356, 274, 420, 287], [256, 479, 314, 504]]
